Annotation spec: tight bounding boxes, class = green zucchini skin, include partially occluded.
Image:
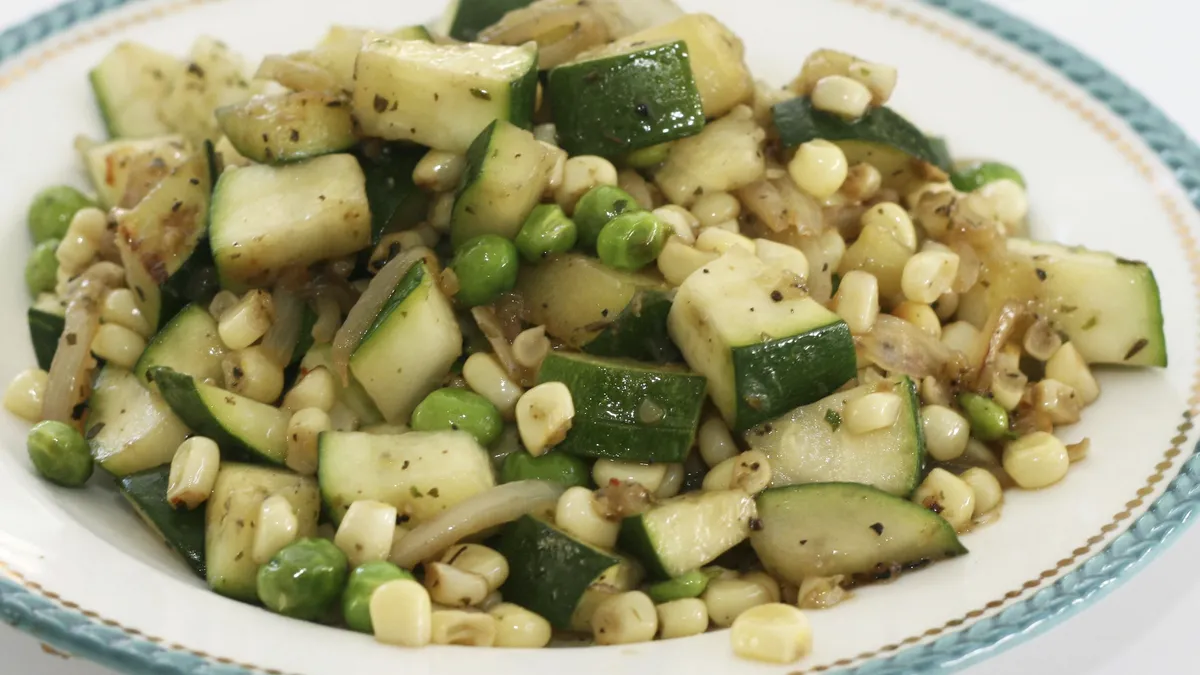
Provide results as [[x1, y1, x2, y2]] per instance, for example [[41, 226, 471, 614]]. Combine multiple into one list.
[[28, 308, 65, 371], [356, 142, 429, 243], [581, 289, 681, 364], [447, 0, 536, 42], [119, 466, 207, 578], [773, 97, 949, 171]]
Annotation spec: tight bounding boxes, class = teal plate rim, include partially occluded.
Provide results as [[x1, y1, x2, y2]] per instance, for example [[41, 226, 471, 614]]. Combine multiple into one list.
[[2, 0, 1200, 673]]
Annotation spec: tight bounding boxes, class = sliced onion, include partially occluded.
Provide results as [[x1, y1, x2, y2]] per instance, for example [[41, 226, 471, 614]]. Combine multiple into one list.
[[857, 314, 953, 379], [471, 306, 527, 384], [331, 246, 435, 382], [255, 54, 338, 92], [971, 301, 1026, 391], [43, 269, 110, 422], [390, 480, 565, 569], [260, 282, 305, 367], [479, 4, 609, 69]]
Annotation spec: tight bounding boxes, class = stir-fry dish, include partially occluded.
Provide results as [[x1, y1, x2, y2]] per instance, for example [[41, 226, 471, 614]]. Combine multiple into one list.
[[5, 0, 1167, 664]]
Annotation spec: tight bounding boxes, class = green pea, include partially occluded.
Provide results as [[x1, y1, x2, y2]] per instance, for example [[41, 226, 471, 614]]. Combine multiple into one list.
[[950, 161, 1026, 192], [25, 239, 60, 297], [515, 204, 577, 263], [257, 538, 349, 621], [596, 211, 668, 271], [501, 449, 590, 487], [647, 569, 712, 604], [623, 142, 673, 169], [410, 387, 504, 446], [28, 186, 95, 244], [342, 561, 414, 633], [573, 185, 638, 248], [26, 421, 93, 488], [451, 234, 520, 308], [957, 392, 1011, 442]]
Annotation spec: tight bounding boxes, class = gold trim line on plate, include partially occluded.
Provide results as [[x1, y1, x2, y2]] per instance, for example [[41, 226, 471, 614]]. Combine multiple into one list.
[[0, 0, 1195, 673]]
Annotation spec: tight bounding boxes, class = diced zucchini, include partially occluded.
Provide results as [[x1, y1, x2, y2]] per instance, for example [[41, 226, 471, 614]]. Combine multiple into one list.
[[353, 38, 539, 153], [149, 367, 290, 465], [444, 0, 536, 41], [451, 120, 557, 247], [773, 97, 949, 171], [598, 13, 752, 117], [158, 37, 259, 144], [215, 91, 357, 164], [317, 431, 496, 524], [115, 151, 211, 285], [85, 367, 191, 477], [134, 304, 227, 385], [668, 248, 856, 431], [304, 26, 433, 93], [356, 143, 429, 242], [518, 254, 679, 361], [537, 352, 706, 462], [28, 307, 65, 372], [1006, 239, 1167, 366], [497, 514, 643, 630], [745, 376, 924, 497], [206, 463, 319, 601], [119, 466, 206, 578], [618, 490, 755, 579], [750, 483, 967, 584], [548, 40, 704, 157], [89, 42, 180, 138], [209, 154, 371, 290], [349, 262, 462, 423], [83, 135, 190, 209]]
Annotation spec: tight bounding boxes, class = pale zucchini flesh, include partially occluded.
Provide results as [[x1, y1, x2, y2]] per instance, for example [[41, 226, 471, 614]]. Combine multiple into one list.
[[215, 91, 358, 164], [83, 135, 190, 209], [618, 490, 756, 579], [134, 304, 227, 385], [86, 367, 191, 477], [89, 42, 180, 139]]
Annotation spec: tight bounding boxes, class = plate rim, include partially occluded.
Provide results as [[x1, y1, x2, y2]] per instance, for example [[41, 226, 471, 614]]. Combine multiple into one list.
[[1, 0, 1199, 673]]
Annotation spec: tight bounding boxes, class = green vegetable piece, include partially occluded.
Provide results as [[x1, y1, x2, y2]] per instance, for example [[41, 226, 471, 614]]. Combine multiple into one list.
[[410, 387, 504, 446], [27, 420, 93, 487], [257, 538, 349, 621], [342, 561, 414, 633], [958, 392, 1011, 442], [950, 161, 1026, 192], [623, 142, 673, 169], [596, 211, 668, 272], [647, 569, 711, 603], [451, 234, 520, 308], [573, 185, 638, 248], [515, 204, 577, 263], [25, 239, 60, 297], [28, 186, 95, 243], [501, 449, 590, 487]]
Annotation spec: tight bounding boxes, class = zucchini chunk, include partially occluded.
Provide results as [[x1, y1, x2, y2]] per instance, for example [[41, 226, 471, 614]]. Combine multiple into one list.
[[537, 352, 706, 462], [548, 39, 704, 157], [83, 135, 190, 209], [85, 367, 191, 477], [745, 376, 924, 497], [599, 13, 752, 118], [115, 150, 211, 285], [206, 463, 319, 601], [134, 304, 227, 385], [28, 307, 65, 372], [89, 42, 180, 139], [119, 466, 206, 578], [349, 262, 462, 423], [357, 143, 429, 243], [215, 91, 357, 164], [1007, 239, 1166, 366], [353, 38, 538, 153], [451, 120, 558, 247], [304, 25, 433, 93], [209, 154, 371, 290], [497, 514, 643, 630], [299, 345, 384, 428], [317, 431, 496, 524], [668, 247, 856, 431], [750, 483, 967, 584], [158, 37, 259, 144], [445, 0, 537, 41], [773, 97, 949, 171], [619, 490, 755, 579], [518, 254, 679, 362], [149, 366, 290, 466]]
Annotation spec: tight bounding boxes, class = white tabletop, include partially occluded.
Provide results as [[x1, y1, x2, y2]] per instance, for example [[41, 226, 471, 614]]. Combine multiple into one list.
[[2, 0, 1197, 673]]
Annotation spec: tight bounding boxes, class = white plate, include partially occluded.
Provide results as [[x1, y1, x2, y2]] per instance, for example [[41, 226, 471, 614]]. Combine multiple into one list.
[[1, 0, 1198, 673]]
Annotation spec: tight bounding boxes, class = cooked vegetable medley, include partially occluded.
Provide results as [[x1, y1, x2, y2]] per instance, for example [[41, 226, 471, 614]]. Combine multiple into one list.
[[5, 0, 1167, 664]]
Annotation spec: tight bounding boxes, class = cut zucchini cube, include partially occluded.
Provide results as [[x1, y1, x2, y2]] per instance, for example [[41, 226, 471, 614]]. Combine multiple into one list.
[[209, 154, 371, 290], [668, 247, 856, 431], [89, 42, 180, 139], [549, 39, 705, 157], [215, 91, 357, 165], [353, 38, 538, 153]]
